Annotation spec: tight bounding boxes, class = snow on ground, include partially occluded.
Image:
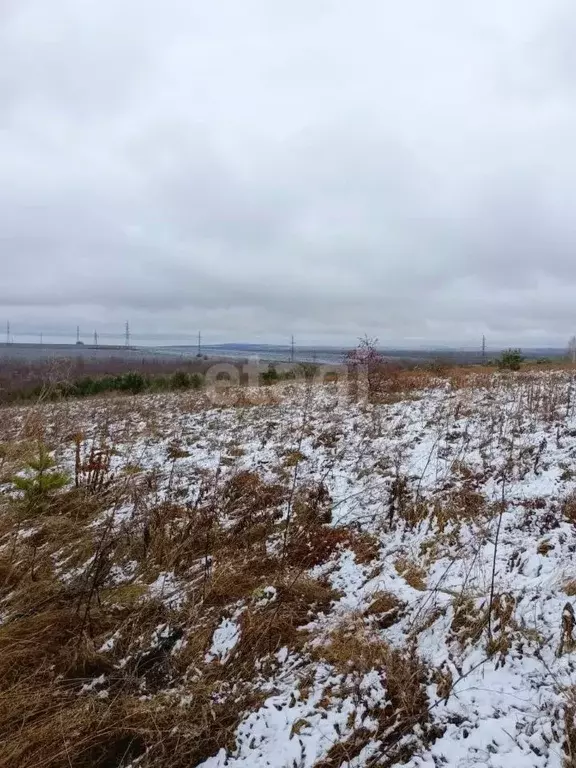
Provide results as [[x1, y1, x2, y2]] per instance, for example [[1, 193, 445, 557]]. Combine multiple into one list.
[[206, 615, 242, 663], [4, 372, 576, 766]]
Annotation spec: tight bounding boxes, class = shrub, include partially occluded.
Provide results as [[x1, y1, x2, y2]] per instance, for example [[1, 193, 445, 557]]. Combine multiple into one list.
[[171, 371, 191, 390], [117, 372, 147, 393], [72, 377, 98, 396], [427, 358, 450, 374], [98, 375, 118, 392], [11, 443, 69, 514], [497, 348, 524, 371], [149, 375, 170, 392], [297, 362, 319, 379], [345, 334, 384, 373], [345, 335, 401, 399], [261, 364, 279, 384]]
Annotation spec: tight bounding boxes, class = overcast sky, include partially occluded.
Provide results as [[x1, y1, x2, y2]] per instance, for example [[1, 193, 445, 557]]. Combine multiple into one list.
[[2, 1, 576, 347]]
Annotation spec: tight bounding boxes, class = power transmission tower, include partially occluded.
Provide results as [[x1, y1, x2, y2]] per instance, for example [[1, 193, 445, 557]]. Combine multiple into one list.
[[125, 322, 130, 347], [197, 330, 202, 356], [76, 325, 80, 344], [481, 335, 486, 364], [40, 332, 43, 346], [5, 321, 10, 345], [94, 330, 98, 347], [290, 335, 295, 363]]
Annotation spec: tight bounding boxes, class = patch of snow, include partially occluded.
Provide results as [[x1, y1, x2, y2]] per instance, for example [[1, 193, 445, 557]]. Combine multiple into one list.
[[206, 617, 241, 664], [147, 572, 186, 609]]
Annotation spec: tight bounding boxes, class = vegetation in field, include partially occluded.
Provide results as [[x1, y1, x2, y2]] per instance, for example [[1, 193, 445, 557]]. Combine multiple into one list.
[[1, 369, 576, 766], [0, 356, 326, 404], [497, 347, 525, 371]]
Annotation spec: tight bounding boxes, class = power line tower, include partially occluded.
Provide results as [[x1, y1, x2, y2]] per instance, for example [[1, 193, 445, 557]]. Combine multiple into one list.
[[5, 321, 10, 345], [93, 330, 99, 347], [125, 321, 130, 348], [290, 335, 295, 363], [481, 335, 486, 364], [197, 330, 202, 356], [76, 325, 80, 344], [40, 332, 43, 346]]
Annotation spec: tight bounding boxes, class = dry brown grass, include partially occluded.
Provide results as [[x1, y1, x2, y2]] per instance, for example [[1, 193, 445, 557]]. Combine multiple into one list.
[[0, 462, 247, 764], [0, 676, 266, 768], [315, 616, 392, 674], [365, 591, 405, 628], [394, 557, 427, 591], [233, 575, 337, 666], [4, 369, 572, 766], [450, 596, 488, 648], [562, 492, 576, 525], [563, 687, 576, 767], [0, 444, 360, 768], [537, 539, 555, 555], [0, 544, 273, 768], [313, 618, 434, 767], [0, 483, 363, 762], [203, 554, 281, 606]]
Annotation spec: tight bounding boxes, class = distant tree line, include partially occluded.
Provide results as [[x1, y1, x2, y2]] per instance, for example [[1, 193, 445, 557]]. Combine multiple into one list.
[[0, 357, 215, 403], [20, 369, 206, 401], [0, 356, 324, 404], [2, 340, 574, 404]]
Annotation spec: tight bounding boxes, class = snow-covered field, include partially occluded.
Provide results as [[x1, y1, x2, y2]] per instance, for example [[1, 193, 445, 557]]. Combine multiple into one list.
[[3, 372, 576, 767]]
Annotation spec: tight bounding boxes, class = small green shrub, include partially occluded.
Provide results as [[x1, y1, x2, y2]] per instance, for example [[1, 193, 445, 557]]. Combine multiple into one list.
[[498, 349, 524, 371], [261, 364, 279, 384], [118, 372, 147, 393], [297, 362, 319, 379], [5, 365, 206, 404], [149, 375, 169, 392], [171, 370, 191, 389], [11, 444, 69, 514]]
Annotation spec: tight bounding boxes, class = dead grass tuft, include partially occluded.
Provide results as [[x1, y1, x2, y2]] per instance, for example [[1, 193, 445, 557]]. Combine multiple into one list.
[[315, 616, 391, 674], [203, 554, 280, 607], [450, 596, 488, 648], [314, 622, 434, 767], [231, 574, 337, 670], [365, 591, 405, 628], [538, 539, 554, 555], [394, 557, 427, 591], [563, 687, 576, 767], [563, 492, 576, 525]]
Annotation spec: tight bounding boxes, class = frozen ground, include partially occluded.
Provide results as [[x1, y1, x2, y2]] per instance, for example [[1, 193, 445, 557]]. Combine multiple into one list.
[[3, 372, 576, 767]]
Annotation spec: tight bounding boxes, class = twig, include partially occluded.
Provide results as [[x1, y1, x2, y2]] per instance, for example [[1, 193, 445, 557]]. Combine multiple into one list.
[[488, 471, 506, 642]]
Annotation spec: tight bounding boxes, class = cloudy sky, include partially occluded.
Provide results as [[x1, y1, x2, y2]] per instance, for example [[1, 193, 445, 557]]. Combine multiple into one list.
[[2, 0, 576, 347]]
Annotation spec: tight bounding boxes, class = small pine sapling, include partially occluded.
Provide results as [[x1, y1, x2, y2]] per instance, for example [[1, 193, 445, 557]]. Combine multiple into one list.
[[11, 443, 69, 513]]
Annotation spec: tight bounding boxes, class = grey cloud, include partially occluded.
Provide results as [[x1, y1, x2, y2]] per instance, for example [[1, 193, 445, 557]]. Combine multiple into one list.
[[3, 0, 576, 346]]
